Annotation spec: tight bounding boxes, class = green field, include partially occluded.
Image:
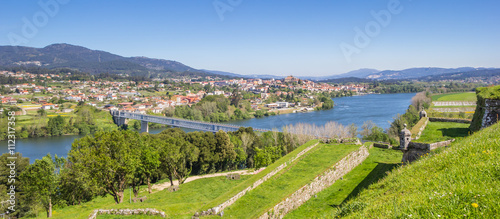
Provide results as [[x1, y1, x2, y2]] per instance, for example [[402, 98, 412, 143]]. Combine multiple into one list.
[[201, 140, 319, 211], [285, 146, 402, 218], [337, 122, 500, 218], [431, 92, 477, 101], [413, 122, 470, 143], [51, 176, 250, 219], [221, 143, 360, 218]]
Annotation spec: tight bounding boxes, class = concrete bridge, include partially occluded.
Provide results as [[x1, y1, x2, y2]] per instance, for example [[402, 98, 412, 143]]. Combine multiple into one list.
[[111, 111, 271, 133]]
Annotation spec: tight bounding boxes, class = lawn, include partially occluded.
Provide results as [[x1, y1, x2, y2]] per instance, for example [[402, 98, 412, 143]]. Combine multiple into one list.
[[431, 92, 477, 101], [285, 146, 402, 218], [221, 143, 360, 218], [338, 122, 500, 218], [413, 122, 470, 143], [201, 140, 319, 211], [50, 175, 251, 219]]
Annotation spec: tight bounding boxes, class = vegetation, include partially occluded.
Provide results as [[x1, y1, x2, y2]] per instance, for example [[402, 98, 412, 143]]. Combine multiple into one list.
[[431, 92, 477, 101], [221, 142, 360, 218], [0, 104, 117, 140], [50, 176, 249, 218], [201, 140, 318, 211], [336, 122, 500, 218], [285, 146, 402, 218], [413, 122, 470, 143]]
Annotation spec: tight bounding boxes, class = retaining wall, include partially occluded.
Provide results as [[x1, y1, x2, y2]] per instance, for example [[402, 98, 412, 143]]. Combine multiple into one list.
[[196, 142, 320, 217], [429, 117, 471, 124], [88, 208, 166, 219], [258, 146, 370, 219]]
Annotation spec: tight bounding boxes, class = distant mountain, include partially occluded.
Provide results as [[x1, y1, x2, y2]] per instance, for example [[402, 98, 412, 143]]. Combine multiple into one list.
[[418, 68, 500, 82], [0, 43, 208, 77], [364, 67, 492, 80], [201, 69, 245, 78]]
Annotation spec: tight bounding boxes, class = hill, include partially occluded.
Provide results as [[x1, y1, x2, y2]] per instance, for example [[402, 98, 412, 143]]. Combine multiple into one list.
[[419, 68, 500, 83], [0, 44, 209, 77], [333, 122, 500, 218], [365, 67, 492, 80]]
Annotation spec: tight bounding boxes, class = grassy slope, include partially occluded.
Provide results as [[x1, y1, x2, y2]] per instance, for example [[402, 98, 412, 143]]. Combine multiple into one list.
[[285, 146, 402, 218], [221, 143, 360, 218], [51, 176, 250, 219], [200, 140, 319, 211], [413, 122, 470, 143], [341, 123, 500, 218], [431, 92, 477, 101]]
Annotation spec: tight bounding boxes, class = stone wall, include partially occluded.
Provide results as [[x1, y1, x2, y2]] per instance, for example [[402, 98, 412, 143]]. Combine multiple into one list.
[[258, 146, 370, 219], [481, 99, 500, 128], [429, 117, 471, 124], [402, 139, 454, 163], [373, 143, 391, 149], [88, 208, 166, 219], [412, 117, 429, 140], [196, 142, 320, 217], [432, 101, 476, 106]]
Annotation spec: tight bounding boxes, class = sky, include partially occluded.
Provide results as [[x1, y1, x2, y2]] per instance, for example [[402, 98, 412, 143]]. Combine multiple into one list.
[[1, 0, 499, 76]]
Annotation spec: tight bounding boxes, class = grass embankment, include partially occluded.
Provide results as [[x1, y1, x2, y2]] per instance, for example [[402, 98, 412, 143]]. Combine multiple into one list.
[[413, 122, 470, 143], [200, 140, 319, 211], [411, 117, 428, 139], [51, 176, 250, 219], [221, 142, 360, 218], [338, 122, 500, 218], [285, 146, 402, 218], [431, 92, 477, 102]]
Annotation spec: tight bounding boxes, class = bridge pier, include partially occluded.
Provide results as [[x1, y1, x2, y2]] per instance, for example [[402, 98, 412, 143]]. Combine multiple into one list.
[[141, 121, 149, 133], [114, 117, 126, 127]]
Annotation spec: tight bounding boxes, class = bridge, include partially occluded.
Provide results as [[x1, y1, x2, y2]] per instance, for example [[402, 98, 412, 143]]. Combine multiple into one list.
[[111, 111, 271, 133]]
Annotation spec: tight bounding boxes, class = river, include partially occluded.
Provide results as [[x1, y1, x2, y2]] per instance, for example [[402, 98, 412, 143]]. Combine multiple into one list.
[[1, 93, 415, 163]]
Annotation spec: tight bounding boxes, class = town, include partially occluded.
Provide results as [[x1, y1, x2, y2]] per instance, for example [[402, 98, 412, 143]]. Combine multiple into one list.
[[0, 70, 363, 119]]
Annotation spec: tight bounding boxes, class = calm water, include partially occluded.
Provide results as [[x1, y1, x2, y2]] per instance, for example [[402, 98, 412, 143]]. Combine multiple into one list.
[[1, 93, 415, 163]]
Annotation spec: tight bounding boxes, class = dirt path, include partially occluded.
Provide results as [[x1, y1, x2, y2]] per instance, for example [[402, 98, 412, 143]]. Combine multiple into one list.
[[151, 168, 265, 192]]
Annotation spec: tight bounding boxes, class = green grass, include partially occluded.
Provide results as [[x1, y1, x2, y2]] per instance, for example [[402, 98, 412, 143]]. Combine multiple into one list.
[[51, 175, 250, 219], [431, 92, 477, 101], [411, 117, 428, 138], [200, 140, 319, 211], [476, 85, 500, 100], [338, 122, 500, 218], [221, 143, 360, 218], [413, 122, 470, 143], [285, 146, 402, 218]]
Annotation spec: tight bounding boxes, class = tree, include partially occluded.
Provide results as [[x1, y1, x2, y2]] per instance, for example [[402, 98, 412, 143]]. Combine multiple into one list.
[[0, 153, 30, 217], [20, 154, 64, 218], [348, 123, 358, 138], [187, 131, 217, 174], [215, 130, 236, 170], [68, 130, 140, 204], [47, 115, 65, 136], [157, 133, 198, 186], [134, 135, 161, 194]]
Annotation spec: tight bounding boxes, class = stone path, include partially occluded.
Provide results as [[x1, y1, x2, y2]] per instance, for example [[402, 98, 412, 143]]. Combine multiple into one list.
[[151, 168, 265, 192]]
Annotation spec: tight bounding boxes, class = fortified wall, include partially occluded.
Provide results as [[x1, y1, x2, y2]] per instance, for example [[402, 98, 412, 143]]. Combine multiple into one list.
[[470, 86, 500, 132], [258, 146, 369, 219]]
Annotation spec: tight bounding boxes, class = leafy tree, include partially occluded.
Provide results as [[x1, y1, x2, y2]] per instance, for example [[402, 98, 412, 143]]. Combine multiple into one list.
[[20, 154, 64, 218], [47, 115, 65, 136], [0, 153, 30, 217], [215, 130, 236, 170], [68, 130, 140, 204]]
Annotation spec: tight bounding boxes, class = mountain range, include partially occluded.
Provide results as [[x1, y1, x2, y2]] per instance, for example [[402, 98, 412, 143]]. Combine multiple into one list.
[[0, 43, 497, 81]]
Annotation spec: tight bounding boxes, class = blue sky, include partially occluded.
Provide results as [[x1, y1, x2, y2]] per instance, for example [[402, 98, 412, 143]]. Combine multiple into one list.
[[1, 0, 499, 76]]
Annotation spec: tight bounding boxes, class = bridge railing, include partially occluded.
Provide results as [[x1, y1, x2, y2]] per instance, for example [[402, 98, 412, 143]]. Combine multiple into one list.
[[112, 110, 272, 133]]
